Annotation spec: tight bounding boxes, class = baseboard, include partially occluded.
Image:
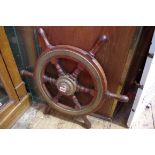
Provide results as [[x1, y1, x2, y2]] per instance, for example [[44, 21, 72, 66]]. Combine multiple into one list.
[[0, 94, 31, 129]]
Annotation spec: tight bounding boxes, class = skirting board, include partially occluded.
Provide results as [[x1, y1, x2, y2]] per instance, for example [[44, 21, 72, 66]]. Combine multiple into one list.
[[0, 94, 31, 129]]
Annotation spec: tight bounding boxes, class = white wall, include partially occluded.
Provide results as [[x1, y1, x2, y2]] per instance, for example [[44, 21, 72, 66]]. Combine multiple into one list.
[[127, 31, 155, 127]]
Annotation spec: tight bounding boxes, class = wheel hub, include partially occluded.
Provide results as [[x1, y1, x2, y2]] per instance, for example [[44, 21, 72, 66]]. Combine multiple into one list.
[[56, 75, 77, 96]]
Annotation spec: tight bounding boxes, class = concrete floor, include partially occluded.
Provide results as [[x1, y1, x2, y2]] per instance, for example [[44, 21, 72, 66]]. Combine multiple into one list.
[[12, 103, 124, 129], [12, 100, 155, 129]]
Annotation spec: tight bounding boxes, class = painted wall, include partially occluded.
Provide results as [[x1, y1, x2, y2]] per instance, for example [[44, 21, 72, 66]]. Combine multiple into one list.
[[127, 31, 155, 127]]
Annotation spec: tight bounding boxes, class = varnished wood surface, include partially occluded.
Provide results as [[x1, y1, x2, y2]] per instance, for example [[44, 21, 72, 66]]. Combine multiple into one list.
[[37, 26, 136, 117], [0, 27, 27, 99], [0, 53, 19, 102], [0, 94, 31, 128], [0, 27, 31, 128]]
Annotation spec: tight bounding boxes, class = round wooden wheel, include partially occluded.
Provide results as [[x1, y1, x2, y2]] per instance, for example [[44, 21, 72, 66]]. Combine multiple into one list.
[[20, 27, 129, 129], [34, 45, 107, 116]]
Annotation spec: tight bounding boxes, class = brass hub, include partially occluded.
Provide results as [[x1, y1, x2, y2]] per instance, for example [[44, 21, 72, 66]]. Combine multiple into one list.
[[56, 75, 77, 96]]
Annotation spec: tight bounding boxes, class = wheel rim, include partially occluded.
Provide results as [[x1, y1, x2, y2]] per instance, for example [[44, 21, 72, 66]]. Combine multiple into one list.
[[34, 45, 107, 116]]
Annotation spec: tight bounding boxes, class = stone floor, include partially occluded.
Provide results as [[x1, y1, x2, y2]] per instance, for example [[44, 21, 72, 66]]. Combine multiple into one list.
[[12, 103, 124, 129], [12, 101, 155, 129]]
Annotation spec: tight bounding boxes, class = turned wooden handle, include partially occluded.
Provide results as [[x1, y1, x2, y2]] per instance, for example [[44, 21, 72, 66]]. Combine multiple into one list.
[[20, 70, 33, 77], [106, 91, 129, 103], [38, 27, 53, 49], [89, 35, 108, 56]]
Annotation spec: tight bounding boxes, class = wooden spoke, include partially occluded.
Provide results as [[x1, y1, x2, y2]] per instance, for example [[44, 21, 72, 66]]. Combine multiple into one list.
[[72, 95, 81, 110], [53, 92, 62, 103], [76, 85, 95, 96], [38, 27, 53, 49], [89, 35, 108, 57], [43, 75, 56, 84], [82, 116, 91, 129], [51, 58, 64, 76], [71, 64, 84, 79]]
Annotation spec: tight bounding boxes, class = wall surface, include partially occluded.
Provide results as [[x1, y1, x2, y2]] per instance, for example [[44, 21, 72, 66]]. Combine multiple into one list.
[[127, 31, 155, 127]]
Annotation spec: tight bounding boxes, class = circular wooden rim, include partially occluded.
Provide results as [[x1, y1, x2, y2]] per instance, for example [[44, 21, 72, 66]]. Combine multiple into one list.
[[34, 45, 107, 116]]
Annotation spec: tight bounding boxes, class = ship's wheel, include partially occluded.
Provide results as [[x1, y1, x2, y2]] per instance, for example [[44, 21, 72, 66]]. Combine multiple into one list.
[[21, 28, 129, 128]]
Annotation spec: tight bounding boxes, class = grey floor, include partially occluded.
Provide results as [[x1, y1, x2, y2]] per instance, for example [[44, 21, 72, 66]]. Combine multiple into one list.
[[12, 103, 124, 129], [12, 101, 155, 129]]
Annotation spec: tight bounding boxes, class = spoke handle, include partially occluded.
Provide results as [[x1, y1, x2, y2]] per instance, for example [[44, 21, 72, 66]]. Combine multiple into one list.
[[20, 70, 33, 77], [38, 27, 53, 49], [21, 70, 56, 84], [106, 91, 129, 103], [89, 35, 108, 57]]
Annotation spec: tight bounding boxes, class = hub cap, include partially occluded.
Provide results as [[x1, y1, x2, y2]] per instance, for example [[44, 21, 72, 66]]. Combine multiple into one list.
[[56, 75, 77, 96]]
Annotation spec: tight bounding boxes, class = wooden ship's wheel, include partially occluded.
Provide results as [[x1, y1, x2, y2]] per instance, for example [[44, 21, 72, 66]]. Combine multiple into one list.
[[21, 28, 129, 128]]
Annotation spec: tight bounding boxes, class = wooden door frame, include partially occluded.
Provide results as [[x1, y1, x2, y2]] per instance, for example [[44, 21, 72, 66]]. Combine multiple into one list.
[[0, 52, 19, 103], [0, 27, 27, 99], [0, 26, 31, 128]]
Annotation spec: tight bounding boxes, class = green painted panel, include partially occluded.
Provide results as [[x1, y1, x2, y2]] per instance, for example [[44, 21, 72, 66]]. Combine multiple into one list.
[[5, 26, 46, 104]]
